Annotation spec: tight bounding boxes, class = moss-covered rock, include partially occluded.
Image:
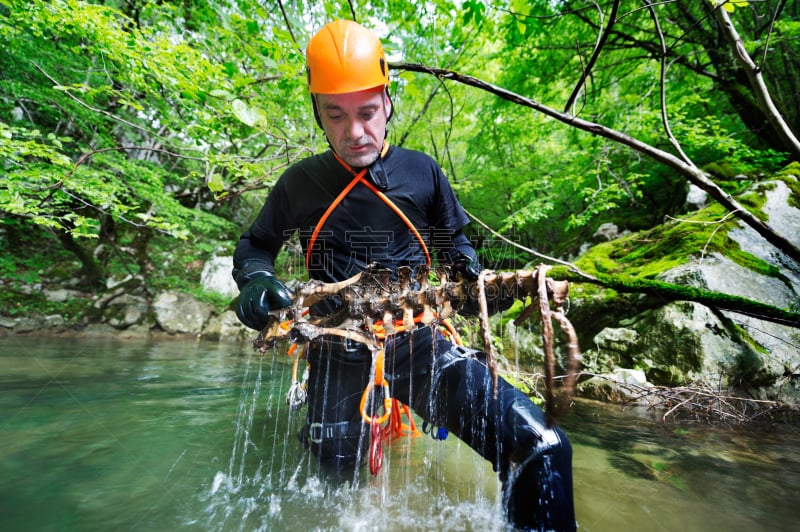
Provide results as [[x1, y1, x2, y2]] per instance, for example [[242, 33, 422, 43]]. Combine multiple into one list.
[[567, 175, 800, 404]]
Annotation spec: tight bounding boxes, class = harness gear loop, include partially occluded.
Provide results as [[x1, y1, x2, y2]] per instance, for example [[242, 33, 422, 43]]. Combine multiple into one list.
[[359, 347, 393, 425], [305, 144, 432, 270]]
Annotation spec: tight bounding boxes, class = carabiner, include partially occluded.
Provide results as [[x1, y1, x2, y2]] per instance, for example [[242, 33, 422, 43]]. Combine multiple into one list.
[[286, 381, 307, 410], [369, 413, 384, 475], [359, 379, 392, 425]]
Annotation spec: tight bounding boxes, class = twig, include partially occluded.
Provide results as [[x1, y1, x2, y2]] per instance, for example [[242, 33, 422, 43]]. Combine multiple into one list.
[[564, 0, 621, 114], [476, 269, 498, 396], [537, 264, 557, 424]]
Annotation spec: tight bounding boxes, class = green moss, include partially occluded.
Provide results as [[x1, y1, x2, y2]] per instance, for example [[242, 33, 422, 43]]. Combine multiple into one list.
[[573, 197, 782, 283], [776, 161, 800, 209], [575, 164, 796, 284], [703, 160, 740, 180], [738, 190, 769, 221]]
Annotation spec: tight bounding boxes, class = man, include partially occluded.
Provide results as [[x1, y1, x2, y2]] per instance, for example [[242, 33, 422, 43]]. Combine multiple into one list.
[[232, 19, 576, 531]]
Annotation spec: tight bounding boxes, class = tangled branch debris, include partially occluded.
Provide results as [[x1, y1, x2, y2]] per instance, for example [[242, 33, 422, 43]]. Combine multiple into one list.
[[253, 263, 581, 424], [642, 385, 790, 423], [583, 372, 792, 424]]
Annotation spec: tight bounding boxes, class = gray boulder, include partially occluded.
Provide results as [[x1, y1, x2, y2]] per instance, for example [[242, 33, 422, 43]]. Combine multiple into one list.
[[200, 255, 239, 299], [580, 178, 800, 404], [200, 310, 250, 342], [152, 291, 213, 335], [102, 294, 150, 329]]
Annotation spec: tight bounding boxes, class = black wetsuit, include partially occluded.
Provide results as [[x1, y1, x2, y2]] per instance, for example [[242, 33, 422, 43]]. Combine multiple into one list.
[[234, 146, 576, 531]]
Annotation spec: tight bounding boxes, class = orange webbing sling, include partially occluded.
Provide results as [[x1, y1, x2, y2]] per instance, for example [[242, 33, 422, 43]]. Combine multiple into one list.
[[305, 143, 432, 270]]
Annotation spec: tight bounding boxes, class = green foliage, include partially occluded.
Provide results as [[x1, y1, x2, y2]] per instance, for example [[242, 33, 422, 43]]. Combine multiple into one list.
[[0, 221, 91, 322], [0, 0, 309, 286], [1, 0, 797, 330], [446, 0, 798, 263]]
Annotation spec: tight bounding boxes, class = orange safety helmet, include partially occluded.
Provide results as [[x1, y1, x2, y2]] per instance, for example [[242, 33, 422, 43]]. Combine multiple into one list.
[[306, 20, 389, 94]]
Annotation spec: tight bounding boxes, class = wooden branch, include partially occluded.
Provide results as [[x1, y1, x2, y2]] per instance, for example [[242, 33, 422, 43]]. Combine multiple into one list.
[[644, 0, 694, 165], [713, 5, 800, 159], [251, 263, 583, 423], [587, 374, 791, 423], [537, 265, 557, 424], [552, 309, 582, 421], [564, 0, 621, 113], [476, 269, 497, 396], [390, 61, 800, 266]]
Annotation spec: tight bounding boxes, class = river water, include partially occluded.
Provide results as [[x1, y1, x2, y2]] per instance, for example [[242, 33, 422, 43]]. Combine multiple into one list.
[[1, 335, 798, 531]]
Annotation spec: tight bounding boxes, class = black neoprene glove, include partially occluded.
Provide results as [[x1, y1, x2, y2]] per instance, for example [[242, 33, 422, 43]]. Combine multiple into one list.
[[450, 254, 482, 282], [449, 253, 515, 317], [234, 261, 293, 330]]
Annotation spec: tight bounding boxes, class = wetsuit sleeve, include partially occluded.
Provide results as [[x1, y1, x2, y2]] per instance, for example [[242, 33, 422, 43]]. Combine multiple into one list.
[[437, 229, 479, 265], [426, 159, 477, 266], [233, 174, 295, 277]]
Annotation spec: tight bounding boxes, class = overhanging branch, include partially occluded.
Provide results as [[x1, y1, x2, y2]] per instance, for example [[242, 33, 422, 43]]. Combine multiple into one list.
[[390, 61, 800, 266]]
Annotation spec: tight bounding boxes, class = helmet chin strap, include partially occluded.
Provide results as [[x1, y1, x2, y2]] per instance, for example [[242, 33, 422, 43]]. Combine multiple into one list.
[[367, 147, 389, 190], [311, 93, 324, 129]]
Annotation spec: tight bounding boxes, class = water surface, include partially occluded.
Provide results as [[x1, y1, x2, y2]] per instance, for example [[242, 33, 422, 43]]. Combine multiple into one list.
[[1, 336, 797, 531]]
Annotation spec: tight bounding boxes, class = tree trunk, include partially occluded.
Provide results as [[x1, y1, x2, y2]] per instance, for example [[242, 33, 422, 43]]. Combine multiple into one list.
[[56, 230, 103, 288]]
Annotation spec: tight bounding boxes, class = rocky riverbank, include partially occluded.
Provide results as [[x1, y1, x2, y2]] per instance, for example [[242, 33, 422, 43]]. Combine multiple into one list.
[[0, 256, 251, 343]]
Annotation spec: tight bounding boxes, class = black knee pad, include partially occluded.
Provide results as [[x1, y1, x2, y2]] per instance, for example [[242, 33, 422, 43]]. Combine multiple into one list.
[[499, 393, 575, 530], [502, 395, 563, 461], [503, 429, 575, 531]]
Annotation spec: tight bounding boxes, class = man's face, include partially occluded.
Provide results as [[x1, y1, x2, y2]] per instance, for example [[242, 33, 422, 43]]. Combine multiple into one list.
[[315, 87, 390, 169]]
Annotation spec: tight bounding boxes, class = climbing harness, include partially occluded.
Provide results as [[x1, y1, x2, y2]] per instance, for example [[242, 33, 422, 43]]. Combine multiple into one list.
[[287, 144, 464, 474], [356, 312, 464, 473]]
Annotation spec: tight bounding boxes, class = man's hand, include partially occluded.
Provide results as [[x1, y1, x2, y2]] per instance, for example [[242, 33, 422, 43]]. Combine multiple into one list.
[[450, 255, 514, 317], [235, 270, 293, 330], [450, 255, 482, 282]]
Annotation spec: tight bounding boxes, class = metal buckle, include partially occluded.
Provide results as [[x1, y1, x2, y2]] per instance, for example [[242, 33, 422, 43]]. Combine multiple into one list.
[[342, 337, 363, 352], [308, 422, 325, 444], [307, 421, 353, 444]]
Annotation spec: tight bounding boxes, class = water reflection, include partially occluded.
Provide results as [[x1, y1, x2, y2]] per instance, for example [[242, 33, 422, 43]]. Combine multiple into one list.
[[564, 401, 800, 531], [1, 336, 798, 531]]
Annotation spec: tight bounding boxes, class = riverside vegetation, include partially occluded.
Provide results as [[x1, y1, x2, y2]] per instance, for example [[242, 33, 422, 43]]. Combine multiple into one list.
[[2, 1, 799, 421]]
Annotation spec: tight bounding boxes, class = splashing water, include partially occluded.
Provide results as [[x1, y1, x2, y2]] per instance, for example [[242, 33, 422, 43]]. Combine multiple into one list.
[[201, 346, 503, 531]]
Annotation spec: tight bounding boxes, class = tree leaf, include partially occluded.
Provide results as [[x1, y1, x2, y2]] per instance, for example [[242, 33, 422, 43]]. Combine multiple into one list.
[[231, 99, 265, 127]]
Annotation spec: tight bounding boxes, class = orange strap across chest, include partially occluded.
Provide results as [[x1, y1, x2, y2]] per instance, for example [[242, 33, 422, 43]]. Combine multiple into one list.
[[305, 144, 432, 269]]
